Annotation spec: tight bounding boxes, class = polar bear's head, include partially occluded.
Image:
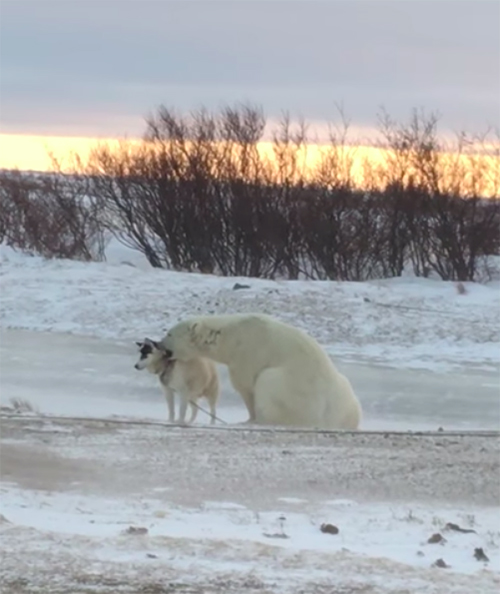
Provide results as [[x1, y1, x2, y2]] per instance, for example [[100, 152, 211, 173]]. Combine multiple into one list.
[[161, 317, 222, 360]]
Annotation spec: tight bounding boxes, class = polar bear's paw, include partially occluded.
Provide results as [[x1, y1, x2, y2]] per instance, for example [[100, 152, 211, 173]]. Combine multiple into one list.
[[237, 418, 256, 426]]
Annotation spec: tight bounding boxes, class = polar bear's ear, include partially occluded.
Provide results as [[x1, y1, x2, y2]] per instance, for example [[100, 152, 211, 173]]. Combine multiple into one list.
[[189, 320, 216, 349], [188, 321, 201, 343]]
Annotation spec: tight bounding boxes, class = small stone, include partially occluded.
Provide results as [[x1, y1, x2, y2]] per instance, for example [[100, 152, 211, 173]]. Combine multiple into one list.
[[320, 523, 339, 535], [233, 283, 250, 291], [445, 522, 476, 534], [123, 526, 148, 535], [428, 533, 446, 544], [432, 558, 449, 569], [146, 553, 158, 559], [474, 548, 489, 562]]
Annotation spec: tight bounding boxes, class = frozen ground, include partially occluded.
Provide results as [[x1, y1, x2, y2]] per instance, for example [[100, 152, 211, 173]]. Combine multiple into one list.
[[1, 245, 500, 592], [1, 414, 500, 593]]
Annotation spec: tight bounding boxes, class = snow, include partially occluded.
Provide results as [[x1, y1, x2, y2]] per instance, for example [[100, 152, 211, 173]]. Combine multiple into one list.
[[1, 486, 498, 575], [1, 243, 499, 373], [1, 415, 500, 592], [1, 243, 499, 592]]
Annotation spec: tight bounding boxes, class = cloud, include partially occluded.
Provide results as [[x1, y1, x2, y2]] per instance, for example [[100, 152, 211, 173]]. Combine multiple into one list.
[[1, 0, 499, 137]]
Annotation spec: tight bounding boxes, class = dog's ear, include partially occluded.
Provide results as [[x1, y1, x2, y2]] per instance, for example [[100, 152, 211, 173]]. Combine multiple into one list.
[[155, 341, 171, 355]]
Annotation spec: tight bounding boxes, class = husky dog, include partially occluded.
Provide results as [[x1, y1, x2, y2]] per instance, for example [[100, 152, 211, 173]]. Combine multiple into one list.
[[134, 338, 220, 425]]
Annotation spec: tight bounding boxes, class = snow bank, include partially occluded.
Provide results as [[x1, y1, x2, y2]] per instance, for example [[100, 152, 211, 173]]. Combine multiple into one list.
[[1, 245, 499, 372]]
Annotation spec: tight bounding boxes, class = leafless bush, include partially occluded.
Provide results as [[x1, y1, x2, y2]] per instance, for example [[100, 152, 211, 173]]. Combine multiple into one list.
[[299, 188, 382, 280], [54, 103, 500, 282], [0, 167, 107, 261], [425, 193, 499, 281], [7, 397, 38, 414], [80, 105, 305, 276], [376, 109, 500, 280]]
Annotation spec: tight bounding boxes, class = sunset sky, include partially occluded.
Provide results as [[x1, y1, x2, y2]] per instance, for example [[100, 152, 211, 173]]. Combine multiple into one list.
[[0, 0, 499, 171]]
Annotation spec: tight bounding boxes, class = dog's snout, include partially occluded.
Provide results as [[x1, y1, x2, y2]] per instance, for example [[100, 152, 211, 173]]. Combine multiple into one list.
[[134, 364, 140, 370]]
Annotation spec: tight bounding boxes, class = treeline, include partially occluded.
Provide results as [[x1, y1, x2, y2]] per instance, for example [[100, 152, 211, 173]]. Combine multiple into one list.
[[1, 104, 499, 281]]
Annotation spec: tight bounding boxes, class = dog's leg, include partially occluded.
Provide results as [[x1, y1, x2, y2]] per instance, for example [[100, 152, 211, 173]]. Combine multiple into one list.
[[188, 399, 198, 424], [178, 395, 189, 425], [163, 387, 175, 423], [208, 397, 217, 425]]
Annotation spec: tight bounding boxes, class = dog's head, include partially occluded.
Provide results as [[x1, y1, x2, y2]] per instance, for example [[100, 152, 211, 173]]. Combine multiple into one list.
[[134, 338, 173, 370]]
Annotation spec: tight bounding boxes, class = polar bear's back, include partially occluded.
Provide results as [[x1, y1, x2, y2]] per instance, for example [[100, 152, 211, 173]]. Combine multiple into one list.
[[219, 313, 335, 370]]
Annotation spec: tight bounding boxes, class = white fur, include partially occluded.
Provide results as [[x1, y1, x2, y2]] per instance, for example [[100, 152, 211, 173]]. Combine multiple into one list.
[[135, 347, 219, 425], [161, 313, 362, 430]]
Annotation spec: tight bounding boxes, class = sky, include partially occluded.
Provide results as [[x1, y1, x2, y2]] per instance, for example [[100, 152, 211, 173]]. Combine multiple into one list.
[[0, 0, 499, 169]]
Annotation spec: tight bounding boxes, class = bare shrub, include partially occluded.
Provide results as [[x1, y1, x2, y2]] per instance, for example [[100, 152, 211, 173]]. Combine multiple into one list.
[[7, 397, 38, 414], [58, 102, 500, 282], [301, 188, 388, 280], [376, 109, 500, 281], [0, 166, 107, 261], [81, 105, 305, 277]]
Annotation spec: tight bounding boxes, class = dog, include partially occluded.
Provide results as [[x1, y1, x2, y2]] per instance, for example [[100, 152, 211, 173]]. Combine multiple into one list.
[[134, 338, 220, 425]]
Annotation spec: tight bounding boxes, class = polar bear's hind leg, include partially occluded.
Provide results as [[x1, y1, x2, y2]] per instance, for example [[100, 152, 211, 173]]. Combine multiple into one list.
[[253, 367, 287, 425], [253, 367, 322, 427]]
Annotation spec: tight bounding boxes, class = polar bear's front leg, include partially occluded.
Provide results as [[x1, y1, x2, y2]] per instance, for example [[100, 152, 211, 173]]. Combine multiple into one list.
[[228, 367, 256, 422], [239, 390, 256, 422]]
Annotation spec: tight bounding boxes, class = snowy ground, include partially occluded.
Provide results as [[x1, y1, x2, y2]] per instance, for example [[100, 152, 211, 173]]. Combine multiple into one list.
[[1, 243, 499, 592], [1, 414, 499, 593], [1, 241, 500, 373]]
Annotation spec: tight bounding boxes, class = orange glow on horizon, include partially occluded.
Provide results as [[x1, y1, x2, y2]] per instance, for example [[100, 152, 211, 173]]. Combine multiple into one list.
[[0, 133, 498, 197], [0, 132, 386, 174], [0, 134, 133, 172]]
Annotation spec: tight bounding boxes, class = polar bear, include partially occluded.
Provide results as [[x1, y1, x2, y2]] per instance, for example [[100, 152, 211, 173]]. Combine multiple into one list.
[[160, 313, 361, 430]]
